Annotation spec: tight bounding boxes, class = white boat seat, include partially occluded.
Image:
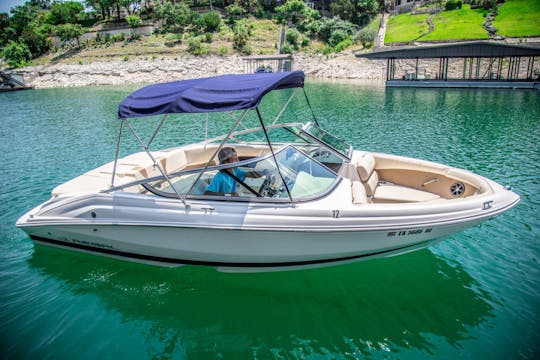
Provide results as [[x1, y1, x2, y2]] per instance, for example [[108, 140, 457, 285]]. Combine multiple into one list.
[[353, 152, 440, 203], [374, 183, 441, 203]]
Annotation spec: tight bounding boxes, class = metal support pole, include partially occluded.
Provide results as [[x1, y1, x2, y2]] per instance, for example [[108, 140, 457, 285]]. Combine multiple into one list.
[[255, 108, 294, 205], [302, 88, 319, 126], [125, 119, 188, 207], [497, 57, 503, 80], [185, 109, 250, 197], [507, 57, 513, 80], [111, 119, 125, 188]]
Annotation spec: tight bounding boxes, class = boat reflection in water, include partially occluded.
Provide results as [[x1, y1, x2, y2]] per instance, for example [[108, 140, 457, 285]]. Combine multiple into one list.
[[29, 244, 494, 358]]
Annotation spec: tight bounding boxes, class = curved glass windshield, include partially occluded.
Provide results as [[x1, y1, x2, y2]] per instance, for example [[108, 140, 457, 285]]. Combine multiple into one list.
[[143, 145, 338, 201]]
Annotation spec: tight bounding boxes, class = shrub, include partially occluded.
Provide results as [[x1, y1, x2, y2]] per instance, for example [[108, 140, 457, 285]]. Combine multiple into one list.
[[318, 16, 356, 44], [218, 45, 229, 56], [111, 33, 126, 42], [54, 23, 84, 47], [2, 41, 32, 68], [445, 0, 463, 11], [333, 37, 352, 52], [280, 42, 293, 54], [354, 27, 376, 48], [328, 29, 348, 47], [203, 11, 221, 32], [233, 21, 251, 54], [286, 28, 301, 45], [125, 15, 141, 28], [187, 36, 208, 56]]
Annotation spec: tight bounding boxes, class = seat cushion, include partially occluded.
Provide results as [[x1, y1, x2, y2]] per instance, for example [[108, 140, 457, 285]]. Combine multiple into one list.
[[355, 152, 376, 182], [374, 184, 440, 203]]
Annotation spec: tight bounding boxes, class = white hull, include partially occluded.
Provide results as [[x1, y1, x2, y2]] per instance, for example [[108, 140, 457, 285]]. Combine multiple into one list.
[[17, 178, 518, 271]]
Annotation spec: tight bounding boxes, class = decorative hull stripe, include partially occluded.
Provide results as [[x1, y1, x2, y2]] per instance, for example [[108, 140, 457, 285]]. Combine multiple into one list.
[[30, 235, 433, 268]]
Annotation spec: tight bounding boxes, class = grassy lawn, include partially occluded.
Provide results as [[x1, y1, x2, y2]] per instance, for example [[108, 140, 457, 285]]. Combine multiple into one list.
[[420, 4, 490, 41], [385, 13, 430, 43], [493, 0, 540, 37]]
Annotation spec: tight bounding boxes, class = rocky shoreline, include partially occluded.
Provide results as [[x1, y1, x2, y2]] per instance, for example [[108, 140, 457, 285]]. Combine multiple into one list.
[[16, 53, 387, 88]]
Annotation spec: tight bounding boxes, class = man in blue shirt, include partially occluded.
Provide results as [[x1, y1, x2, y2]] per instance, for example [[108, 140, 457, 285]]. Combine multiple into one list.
[[205, 147, 249, 196]]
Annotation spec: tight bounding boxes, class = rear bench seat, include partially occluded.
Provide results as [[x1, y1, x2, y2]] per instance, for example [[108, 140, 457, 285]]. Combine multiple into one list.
[[52, 149, 187, 196], [351, 152, 440, 204]]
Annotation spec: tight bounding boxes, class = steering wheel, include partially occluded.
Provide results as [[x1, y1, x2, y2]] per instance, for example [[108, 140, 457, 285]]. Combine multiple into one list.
[[308, 148, 332, 161], [258, 171, 279, 197]]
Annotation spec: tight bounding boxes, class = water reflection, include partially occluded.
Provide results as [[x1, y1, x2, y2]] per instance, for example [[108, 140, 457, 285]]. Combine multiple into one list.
[[29, 245, 493, 359]]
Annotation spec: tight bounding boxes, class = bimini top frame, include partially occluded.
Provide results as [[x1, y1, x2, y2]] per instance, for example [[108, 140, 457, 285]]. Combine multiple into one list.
[[111, 71, 322, 207]]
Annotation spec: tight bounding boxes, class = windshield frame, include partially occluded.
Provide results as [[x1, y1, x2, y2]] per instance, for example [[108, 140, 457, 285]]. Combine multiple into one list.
[[118, 144, 343, 203]]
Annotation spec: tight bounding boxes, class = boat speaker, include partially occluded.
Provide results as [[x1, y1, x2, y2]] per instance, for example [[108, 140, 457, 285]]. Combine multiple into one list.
[[450, 182, 465, 197]]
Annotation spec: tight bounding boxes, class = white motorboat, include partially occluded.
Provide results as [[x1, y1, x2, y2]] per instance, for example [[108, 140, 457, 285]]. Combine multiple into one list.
[[16, 71, 520, 272]]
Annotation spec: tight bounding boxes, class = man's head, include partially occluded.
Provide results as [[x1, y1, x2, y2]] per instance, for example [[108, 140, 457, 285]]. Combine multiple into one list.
[[218, 147, 238, 164]]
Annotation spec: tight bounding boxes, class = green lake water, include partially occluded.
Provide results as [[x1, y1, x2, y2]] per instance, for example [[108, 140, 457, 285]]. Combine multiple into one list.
[[0, 82, 539, 359]]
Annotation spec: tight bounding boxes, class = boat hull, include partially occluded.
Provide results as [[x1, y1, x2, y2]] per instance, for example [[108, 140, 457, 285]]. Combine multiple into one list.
[[20, 215, 483, 271], [16, 166, 520, 272]]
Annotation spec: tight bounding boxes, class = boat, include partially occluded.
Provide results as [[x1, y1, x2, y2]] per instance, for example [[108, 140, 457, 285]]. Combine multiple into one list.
[[16, 71, 520, 272]]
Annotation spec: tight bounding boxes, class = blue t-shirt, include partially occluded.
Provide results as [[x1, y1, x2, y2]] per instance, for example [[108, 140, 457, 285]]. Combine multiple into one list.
[[206, 168, 247, 194]]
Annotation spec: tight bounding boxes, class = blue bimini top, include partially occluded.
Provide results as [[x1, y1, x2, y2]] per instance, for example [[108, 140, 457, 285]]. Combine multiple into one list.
[[118, 71, 305, 119]]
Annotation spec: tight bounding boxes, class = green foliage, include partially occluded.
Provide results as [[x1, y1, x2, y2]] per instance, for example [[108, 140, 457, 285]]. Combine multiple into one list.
[[318, 16, 356, 43], [2, 40, 32, 68], [154, 1, 192, 33], [493, 0, 540, 37], [48, 1, 84, 25], [111, 33, 126, 42], [330, 0, 355, 23], [328, 29, 348, 47], [187, 36, 208, 56], [125, 15, 141, 28], [0, 13, 14, 48], [354, 26, 376, 48], [333, 37, 352, 52], [285, 28, 300, 45], [233, 19, 251, 54], [355, 0, 380, 26], [225, 3, 246, 21], [421, 5, 490, 41], [19, 24, 50, 57], [54, 23, 84, 47], [275, 0, 319, 28], [445, 0, 463, 11], [280, 42, 293, 54], [384, 13, 430, 43], [218, 45, 229, 56], [203, 11, 221, 32]]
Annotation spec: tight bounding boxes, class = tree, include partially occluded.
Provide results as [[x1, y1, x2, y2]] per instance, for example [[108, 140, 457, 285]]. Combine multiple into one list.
[[203, 11, 221, 32], [154, 1, 192, 33], [318, 16, 356, 43], [48, 1, 84, 25], [2, 40, 32, 68], [55, 23, 84, 47], [330, 0, 355, 23], [275, 0, 319, 26], [10, 4, 40, 35], [0, 13, 14, 48], [354, 0, 379, 26], [85, 0, 115, 20]]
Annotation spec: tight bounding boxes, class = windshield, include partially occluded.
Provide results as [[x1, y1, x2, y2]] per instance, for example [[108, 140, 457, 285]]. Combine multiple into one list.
[[299, 122, 352, 158], [143, 145, 339, 201]]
